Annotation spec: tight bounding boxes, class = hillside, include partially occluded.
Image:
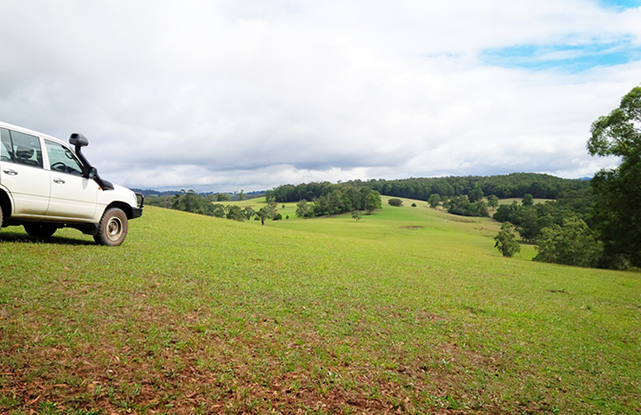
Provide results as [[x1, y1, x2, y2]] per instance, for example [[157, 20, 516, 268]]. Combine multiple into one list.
[[1, 202, 639, 414]]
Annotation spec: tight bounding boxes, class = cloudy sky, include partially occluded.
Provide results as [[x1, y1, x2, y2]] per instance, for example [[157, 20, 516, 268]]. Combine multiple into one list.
[[1, 0, 640, 192]]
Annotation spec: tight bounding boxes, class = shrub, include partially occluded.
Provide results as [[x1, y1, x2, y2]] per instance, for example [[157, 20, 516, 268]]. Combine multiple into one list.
[[388, 198, 403, 207]]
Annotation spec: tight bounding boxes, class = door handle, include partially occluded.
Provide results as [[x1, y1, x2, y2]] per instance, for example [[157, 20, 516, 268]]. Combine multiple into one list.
[[53, 178, 66, 184], [2, 169, 18, 176]]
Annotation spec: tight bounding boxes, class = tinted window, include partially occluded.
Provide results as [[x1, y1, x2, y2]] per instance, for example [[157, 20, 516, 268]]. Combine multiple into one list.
[[8, 130, 43, 168], [45, 140, 84, 176], [1, 128, 13, 162]]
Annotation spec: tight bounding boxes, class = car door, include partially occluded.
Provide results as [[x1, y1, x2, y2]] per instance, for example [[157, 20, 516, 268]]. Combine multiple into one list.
[[44, 139, 98, 219], [0, 127, 50, 215]]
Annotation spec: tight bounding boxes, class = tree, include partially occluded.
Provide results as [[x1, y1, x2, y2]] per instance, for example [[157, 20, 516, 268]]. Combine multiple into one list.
[[388, 198, 403, 207], [493, 201, 520, 223], [588, 86, 641, 267], [487, 195, 499, 209], [226, 205, 245, 221], [494, 222, 521, 257], [515, 208, 539, 243], [533, 218, 603, 268], [212, 203, 226, 218], [352, 210, 361, 221], [447, 195, 489, 217], [428, 193, 442, 209], [243, 206, 255, 220], [364, 191, 382, 214], [522, 193, 534, 206], [296, 199, 312, 218], [216, 193, 231, 202], [475, 200, 489, 217], [257, 201, 278, 225], [469, 185, 484, 203], [172, 189, 204, 213], [257, 207, 269, 225], [238, 189, 245, 201]]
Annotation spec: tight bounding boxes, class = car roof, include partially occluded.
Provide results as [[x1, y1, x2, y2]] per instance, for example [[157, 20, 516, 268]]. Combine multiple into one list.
[[0, 120, 69, 147]]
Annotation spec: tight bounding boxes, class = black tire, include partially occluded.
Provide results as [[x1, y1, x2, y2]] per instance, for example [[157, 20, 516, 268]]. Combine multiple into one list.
[[94, 207, 128, 246], [24, 223, 57, 238], [0, 206, 3, 228]]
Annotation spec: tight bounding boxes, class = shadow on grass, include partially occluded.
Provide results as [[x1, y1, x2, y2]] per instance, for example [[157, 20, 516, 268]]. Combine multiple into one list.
[[0, 230, 95, 246]]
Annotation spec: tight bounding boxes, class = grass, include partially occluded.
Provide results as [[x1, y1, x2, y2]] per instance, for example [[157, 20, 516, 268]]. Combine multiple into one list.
[[1, 200, 639, 414]]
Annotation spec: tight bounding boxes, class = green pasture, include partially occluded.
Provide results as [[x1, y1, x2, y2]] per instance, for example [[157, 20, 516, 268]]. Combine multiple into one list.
[[0, 201, 639, 414]]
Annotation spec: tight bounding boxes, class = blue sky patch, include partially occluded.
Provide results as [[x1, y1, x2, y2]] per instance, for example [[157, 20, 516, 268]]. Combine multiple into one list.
[[597, 0, 641, 10], [480, 42, 641, 72]]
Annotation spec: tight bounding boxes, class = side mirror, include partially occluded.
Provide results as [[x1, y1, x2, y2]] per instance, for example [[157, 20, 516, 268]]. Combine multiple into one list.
[[69, 133, 89, 147], [87, 167, 97, 179]]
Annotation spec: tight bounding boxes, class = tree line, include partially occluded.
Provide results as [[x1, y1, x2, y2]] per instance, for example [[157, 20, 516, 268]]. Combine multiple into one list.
[[291, 186, 383, 218], [145, 186, 384, 223], [267, 173, 587, 211], [145, 191, 283, 225], [368, 173, 588, 200]]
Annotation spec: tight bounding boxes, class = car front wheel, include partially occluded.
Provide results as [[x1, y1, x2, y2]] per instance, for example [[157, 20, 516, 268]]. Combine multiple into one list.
[[24, 223, 57, 238], [94, 208, 128, 246]]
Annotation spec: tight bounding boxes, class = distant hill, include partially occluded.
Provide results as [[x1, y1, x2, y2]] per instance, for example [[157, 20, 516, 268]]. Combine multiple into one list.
[[133, 189, 266, 201]]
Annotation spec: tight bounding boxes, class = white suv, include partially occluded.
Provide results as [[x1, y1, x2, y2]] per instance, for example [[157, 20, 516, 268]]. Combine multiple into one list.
[[0, 121, 143, 246]]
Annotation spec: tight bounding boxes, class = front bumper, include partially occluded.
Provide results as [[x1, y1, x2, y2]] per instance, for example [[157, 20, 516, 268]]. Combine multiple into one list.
[[132, 207, 143, 219], [132, 193, 144, 219]]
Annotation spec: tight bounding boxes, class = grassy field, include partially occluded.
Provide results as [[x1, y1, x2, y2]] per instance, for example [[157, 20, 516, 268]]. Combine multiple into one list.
[[0, 200, 639, 414]]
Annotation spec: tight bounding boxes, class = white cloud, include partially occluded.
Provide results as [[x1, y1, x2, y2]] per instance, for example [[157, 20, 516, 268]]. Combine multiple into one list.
[[0, 0, 639, 192]]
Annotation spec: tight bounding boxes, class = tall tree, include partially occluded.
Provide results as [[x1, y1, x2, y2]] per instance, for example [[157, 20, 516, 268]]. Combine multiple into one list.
[[226, 205, 245, 221], [487, 194, 499, 209], [494, 222, 521, 257], [468, 185, 484, 203], [364, 191, 382, 214], [296, 200, 311, 218], [588, 86, 641, 267], [428, 193, 442, 209]]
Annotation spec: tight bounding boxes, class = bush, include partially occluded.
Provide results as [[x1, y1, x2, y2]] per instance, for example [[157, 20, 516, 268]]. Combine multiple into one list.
[[388, 198, 403, 207]]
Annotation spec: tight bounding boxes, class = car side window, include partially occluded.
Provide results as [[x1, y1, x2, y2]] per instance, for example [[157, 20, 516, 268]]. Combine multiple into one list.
[[1, 128, 13, 162], [7, 130, 43, 168], [44, 140, 84, 176]]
